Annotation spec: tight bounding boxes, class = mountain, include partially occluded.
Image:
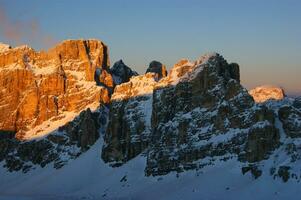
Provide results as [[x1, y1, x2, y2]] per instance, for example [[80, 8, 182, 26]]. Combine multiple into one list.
[[0, 40, 301, 200], [249, 85, 286, 103], [0, 40, 113, 140]]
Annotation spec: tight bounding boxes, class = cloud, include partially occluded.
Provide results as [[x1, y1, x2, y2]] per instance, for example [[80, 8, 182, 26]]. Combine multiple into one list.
[[0, 5, 54, 47]]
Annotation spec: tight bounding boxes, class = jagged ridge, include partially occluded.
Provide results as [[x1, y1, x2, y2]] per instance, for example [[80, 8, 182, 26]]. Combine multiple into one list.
[[0, 40, 301, 186]]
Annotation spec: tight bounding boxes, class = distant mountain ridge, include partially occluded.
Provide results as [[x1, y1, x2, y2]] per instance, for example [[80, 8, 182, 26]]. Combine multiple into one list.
[[249, 85, 286, 103]]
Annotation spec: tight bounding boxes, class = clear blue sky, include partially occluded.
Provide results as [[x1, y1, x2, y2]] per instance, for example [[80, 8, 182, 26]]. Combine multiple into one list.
[[0, 0, 300, 95]]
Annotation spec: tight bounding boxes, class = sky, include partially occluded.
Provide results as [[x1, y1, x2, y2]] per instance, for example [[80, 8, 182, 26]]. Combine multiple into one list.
[[0, 0, 300, 96]]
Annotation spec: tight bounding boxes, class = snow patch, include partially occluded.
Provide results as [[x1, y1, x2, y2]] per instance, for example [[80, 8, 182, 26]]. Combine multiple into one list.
[[23, 101, 100, 140], [0, 42, 11, 53]]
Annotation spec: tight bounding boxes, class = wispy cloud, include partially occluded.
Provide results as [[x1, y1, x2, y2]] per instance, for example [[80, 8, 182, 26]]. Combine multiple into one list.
[[0, 5, 55, 48]]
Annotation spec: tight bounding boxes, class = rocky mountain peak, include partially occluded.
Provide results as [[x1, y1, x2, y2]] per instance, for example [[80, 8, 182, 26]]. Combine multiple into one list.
[[163, 53, 240, 86], [110, 59, 138, 85], [193, 53, 240, 82], [249, 85, 286, 103], [146, 60, 167, 80], [166, 59, 195, 84], [49, 39, 109, 63]]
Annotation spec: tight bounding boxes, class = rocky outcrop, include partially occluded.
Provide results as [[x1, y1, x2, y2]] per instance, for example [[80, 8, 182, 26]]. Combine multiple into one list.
[[244, 121, 279, 162], [110, 60, 138, 85], [0, 39, 111, 139], [278, 99, 301, 138], [293, 97, 301, 109], [58, 108, 101, 150], [249, 85, 285, 103], [146, 61, 167, 80]]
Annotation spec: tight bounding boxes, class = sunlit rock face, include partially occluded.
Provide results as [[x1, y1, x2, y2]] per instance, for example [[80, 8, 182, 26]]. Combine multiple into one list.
[[0, 39, 111, 139], [0, 42, 11, 53], [249, 85, 285, 103]]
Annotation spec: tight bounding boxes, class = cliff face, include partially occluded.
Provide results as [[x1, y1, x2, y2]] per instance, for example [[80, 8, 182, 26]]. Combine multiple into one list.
[[278, 98, 301, 138], [102, 73, 158, 164], [0, 40, 111, 139]]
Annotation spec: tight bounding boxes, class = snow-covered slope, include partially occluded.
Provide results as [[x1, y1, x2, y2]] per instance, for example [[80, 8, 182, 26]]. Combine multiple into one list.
[[0, 43, 11, 53], [1, 137, 301, 200]]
